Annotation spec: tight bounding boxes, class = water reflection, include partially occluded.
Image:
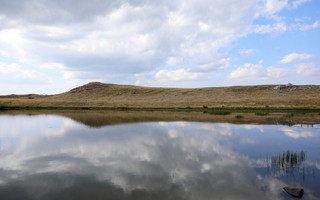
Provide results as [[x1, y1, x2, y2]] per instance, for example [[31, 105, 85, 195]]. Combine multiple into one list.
[[2, 110, 320, 127], [270, 151, 306, 171], [0, 114, 319, 199], [266, 151, 312, 180]]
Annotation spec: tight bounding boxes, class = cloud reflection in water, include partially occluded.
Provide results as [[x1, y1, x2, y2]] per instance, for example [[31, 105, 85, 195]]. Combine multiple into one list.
[[0, 115, 319, 199]]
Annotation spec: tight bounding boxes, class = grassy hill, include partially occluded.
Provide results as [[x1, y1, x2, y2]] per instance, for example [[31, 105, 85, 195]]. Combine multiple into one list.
[[1, 82, 320, 109]]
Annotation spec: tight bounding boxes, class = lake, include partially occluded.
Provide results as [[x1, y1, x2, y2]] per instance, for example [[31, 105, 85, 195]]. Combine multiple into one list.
[[0, 111, 319, 199]]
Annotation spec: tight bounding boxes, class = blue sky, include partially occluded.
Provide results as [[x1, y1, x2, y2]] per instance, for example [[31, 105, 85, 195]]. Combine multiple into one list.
[[0, 0, 319, 94]]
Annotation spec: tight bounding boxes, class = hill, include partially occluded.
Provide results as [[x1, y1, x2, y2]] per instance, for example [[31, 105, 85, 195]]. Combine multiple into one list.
[[1, 82, 320, 109]]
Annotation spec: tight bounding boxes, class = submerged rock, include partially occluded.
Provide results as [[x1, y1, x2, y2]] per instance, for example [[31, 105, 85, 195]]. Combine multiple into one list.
[[283, 187, 304, 198]]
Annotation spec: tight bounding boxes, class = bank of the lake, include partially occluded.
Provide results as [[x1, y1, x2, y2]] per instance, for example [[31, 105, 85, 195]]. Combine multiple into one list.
[[1, 82, 320, 109], [1, 110, 320, 127]]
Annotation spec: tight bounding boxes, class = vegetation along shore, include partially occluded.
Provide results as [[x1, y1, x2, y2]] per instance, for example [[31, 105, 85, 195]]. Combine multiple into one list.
[[1, 82, 320, 110]]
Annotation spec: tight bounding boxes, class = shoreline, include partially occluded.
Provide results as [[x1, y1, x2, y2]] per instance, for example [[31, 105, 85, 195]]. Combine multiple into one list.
[[1, 108, 320, 127], [1, 106, 320, 113]]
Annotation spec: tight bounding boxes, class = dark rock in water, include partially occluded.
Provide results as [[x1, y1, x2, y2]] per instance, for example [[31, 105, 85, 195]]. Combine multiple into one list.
[[283, 187, 304, 198]]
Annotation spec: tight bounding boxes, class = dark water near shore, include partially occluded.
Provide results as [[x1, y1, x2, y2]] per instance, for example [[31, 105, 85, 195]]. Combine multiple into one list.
[[0, 113, 319, 199]]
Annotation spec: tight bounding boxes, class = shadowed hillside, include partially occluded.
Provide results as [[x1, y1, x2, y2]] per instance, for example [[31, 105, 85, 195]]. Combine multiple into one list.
[[1, 82, 320, 108]]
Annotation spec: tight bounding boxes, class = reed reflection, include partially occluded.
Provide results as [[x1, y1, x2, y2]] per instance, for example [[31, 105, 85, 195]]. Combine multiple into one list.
[[266, 150, 315, 181]]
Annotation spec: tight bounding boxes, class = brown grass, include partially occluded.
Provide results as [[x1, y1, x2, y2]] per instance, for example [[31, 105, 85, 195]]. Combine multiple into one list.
[[1, 82, 320, 108]]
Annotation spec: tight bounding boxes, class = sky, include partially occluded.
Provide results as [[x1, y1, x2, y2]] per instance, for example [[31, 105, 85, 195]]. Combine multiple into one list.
[[0, 0, 319, 94]]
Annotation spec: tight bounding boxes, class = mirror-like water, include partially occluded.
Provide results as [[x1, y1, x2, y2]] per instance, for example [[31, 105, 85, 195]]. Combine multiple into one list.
[[0, 113, 319, 199]]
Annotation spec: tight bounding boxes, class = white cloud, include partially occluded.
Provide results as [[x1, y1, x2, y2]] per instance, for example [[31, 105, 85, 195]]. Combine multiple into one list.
[[193, 57, 231, 72], [167, 12, 189, 27], [281, 128, 315, 139], [155, 68, 203, 82], [40, 62, 87, 80], [227, 61, 270, 81], [166, 57, 181, 66], [0, 61, 49, 83], [0, 0, 318, 92], [0, 29, 30, 62], [198, 21, 210, 32], [251, 0, 315, 35], [279, 53, 313, 64], [251, 17, 317, 36], [0, 61, 61, 94], [290, 21, 319, 31], [257, 0, 311, 17], [227, 59, 319, 85], [266, 66, 288, 78], [227, 60, 290, 82], [290, 0, 311, 9], [40, 62, 67, 70], [228, 63, 263, 80], [295, 62, 318, 76], [251, 21, 287, 34], [0, 0, 279, 83], [262, 0, 288, 15]]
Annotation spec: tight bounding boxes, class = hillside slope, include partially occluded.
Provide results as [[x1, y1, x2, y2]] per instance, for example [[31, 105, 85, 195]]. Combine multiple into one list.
[[1, 82, 320, 108]]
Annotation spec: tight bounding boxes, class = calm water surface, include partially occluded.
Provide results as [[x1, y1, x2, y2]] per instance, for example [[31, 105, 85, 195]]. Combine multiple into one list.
[[0, 114, 319, 200]]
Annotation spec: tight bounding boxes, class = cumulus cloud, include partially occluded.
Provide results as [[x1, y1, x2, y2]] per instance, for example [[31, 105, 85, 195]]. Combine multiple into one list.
[[0, 61, 49, 84], [155, 69, 203, 82], [227, 62, 265, 81], [279, 53, 313, 64], [226, 60, 296, 83], [0, 0, 317, 93], [0, 0, 259, 76], [261, 0, 289, 16], [257, 0, 312, 16], [192, 57, 231, 72], [154, 56, 230, 82], [294, 62, 319, 76], [226, 59, 319, 85], [226, 60, 289, 81], [0, 0, 295, 81], [251, 0, 315, 35]]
